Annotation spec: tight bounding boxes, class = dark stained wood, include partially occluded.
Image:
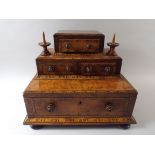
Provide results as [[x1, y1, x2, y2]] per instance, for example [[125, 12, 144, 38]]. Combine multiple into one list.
[[38, 32, 51, 56], [107, 34, 119, 56], [30, 125, 44, 129]]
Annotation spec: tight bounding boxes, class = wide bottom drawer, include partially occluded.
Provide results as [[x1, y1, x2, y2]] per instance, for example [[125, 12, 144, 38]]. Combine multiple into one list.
[[25, 97, 132, 117]]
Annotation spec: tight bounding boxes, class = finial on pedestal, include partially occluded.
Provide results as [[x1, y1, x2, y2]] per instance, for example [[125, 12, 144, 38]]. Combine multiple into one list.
[[107, 34, 119, 56], [39, 32, 51, 56]]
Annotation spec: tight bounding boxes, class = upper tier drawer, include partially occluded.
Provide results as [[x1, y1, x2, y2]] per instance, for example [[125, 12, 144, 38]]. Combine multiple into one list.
[[38, 62, 120, 76], [58, 39, 100, 53], [80, 63, 116, 75], [54, 31, 105, 53]]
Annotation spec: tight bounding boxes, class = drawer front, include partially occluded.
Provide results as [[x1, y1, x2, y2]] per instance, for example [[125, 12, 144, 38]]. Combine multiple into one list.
[[39, 62, 119, 75], [80, 63, 117, 75], [29, 97, 130, 117], [42, 63, 77, 75], [59, 39, 100, 53], [33, 98, 79, 116]]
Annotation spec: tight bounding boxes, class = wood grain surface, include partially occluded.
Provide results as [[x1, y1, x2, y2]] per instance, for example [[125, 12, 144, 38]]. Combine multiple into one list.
[[24, 74, 136, 93], [24, 116, 136, 125]]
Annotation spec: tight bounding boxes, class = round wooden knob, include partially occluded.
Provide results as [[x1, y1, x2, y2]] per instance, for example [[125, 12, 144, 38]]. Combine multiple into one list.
[[47, 103, 55, 112], [85, 66, 92, 73], [65, 65, 70, 72], [86, 44, 91, 49], [48, 66, 55, 72], [65, 43, 71, 49], [104, 66, 111, 73], [105, 103, 112, 112]]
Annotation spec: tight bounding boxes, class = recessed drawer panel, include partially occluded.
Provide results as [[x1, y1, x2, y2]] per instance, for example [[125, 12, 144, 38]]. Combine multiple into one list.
[[42, 63, 77, 75], [80, 63, 117, 75], [29, 97, 130, 117], [33, 98, 79, 116], [59, 39, 100, 53], [54, 32, 105, 53], [40, 62, 118, 75]]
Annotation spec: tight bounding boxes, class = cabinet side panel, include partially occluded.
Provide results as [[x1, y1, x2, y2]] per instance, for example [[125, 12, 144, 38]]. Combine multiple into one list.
[[24, 98, 36, 118], [127, 92, 138, 116]]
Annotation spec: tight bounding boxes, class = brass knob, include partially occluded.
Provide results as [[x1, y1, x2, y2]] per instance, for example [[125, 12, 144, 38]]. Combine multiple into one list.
[[47, 103, 55, 112], [65, 43, 71, 49], [105, 103, 112, 112]]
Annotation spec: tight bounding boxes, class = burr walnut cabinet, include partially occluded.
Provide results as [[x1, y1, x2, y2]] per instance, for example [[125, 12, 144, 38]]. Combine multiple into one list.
[[23, 31, 138, 129]]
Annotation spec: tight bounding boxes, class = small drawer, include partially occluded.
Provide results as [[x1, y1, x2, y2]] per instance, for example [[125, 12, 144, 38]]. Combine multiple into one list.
[[30, 97, 130, 117], [43, 63, 77, 75], [59, 39, 100, 53], [80, 63, 117, 75], [54, 31, 105, 53]]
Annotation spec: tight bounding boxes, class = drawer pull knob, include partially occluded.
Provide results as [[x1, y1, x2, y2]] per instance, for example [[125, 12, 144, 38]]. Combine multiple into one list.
[[105, 103, 112, 112], [65, 65, 70, 72], [48, 66, 55, 72], [47, 103, 55, 112], [85, 66, 92, 73], [65, 43, 71, 49], [86, 44, 91, 49], [104, 66, 111, 73]]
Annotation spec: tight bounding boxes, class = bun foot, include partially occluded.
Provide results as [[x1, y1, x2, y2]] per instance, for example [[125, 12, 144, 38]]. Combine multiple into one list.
[[30, 125, 45, 130], [120, 124, 130, 129]]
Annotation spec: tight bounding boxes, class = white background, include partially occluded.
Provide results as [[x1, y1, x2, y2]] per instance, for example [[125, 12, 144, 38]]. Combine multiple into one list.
[[0, 19, 154, 135]]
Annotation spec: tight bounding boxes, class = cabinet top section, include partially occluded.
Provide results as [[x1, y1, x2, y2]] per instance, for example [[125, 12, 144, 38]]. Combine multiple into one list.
[[55, 30, 103, 34], [54, 30, 105, 38], [54, 30, 105, 53]]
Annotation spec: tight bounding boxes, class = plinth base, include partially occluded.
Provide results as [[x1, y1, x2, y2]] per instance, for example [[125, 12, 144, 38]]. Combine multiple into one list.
[[23, 116, 136, 129]]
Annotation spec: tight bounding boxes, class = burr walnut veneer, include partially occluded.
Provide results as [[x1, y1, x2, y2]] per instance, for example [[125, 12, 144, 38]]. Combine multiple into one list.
[[54, 31, 105, 53], [36, 49, 122, 76], [23, 31, 138, 129], [24, 75, 137, 127]]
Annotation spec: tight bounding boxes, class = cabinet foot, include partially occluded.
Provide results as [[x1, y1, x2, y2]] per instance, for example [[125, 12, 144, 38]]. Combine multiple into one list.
[[120, 124, 130, 129], [30, 125, 45, 130]]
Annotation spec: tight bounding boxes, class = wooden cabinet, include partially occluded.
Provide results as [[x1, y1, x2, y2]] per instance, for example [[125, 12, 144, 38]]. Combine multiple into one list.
[[23, 31, 138, 129]]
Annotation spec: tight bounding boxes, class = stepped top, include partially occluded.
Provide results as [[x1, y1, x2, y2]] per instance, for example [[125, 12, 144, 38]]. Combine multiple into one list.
[[55, 30, 103, 35]]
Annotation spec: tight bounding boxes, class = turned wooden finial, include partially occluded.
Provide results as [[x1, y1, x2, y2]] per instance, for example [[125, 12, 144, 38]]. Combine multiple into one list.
[[43, 32, 46, 45], [39, 32, 51, 56], [112, 33, 115, 44], [107, 33, 119, 56]]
